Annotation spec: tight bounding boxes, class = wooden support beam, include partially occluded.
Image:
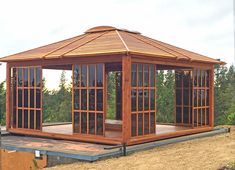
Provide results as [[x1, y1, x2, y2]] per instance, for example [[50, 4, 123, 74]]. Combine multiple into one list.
[[209, 68, 214, 127], [122, 55, 131, 144], [192, 70, 195, 128], [6, 63, 11, 130], [7, 55, 123, 67]]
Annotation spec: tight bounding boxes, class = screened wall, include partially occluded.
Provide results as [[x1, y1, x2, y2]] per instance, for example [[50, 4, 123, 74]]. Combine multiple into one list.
[[11, 66, 42, 130], [8, 62, 212, 143], [131, 63, 156, 137], [175, 69, 210, 127], [73, 64, 104, 135], [193, 69, 210, 127]]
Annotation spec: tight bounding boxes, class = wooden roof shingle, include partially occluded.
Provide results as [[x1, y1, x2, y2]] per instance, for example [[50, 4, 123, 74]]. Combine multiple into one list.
[[0, 26, 224, 64]]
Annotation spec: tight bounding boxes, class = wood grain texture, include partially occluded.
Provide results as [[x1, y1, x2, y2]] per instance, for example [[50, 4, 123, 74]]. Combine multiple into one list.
[[0, 26, 223, 65], [1, 149, 47, 170], [122, 55, 131, 144], [5, 64, 11, 130], [209, 68, 214, 127]]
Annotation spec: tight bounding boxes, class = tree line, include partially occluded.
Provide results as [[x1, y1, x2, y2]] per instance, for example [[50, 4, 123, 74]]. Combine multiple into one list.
[[0, 65, 234, 125]]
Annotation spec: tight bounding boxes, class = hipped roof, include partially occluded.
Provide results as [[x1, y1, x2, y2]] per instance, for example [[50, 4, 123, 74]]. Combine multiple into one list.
[[0, 26, 224, 64]]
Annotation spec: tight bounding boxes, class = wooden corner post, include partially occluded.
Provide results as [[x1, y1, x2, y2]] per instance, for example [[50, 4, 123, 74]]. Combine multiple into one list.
[[122, 55, 131, 144], [209, 67, 214, 127], [6, 63, 11, 130]]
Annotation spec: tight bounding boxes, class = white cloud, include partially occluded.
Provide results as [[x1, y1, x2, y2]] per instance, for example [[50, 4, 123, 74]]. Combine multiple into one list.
[[0, 0, 234, 89]]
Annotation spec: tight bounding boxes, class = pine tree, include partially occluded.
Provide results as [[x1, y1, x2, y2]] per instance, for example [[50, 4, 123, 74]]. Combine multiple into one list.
[[107, 72, 116, 119], [214, 64, 235, 125], [42, 71, 72, 123], [156, 70, 174, 123]]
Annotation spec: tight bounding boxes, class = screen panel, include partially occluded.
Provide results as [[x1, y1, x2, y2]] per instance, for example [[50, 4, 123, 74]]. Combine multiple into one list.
[[24, 110, 28, 128], [89, 64, 95, 87], [131, 114, 137, 137], [74, 112, 80, 133], [144, 112, 149, 134], [192, 69, 210, 127], [89, 112, 95, 134], [73, 65, 80, 87], [138, 113, 143, 136], [81, 112, 87, 134], [131, 63, 156, 137], [36, 110, 41, 130], [73, 64, 104, 136], [96, 64, 103, 87], [18, 109, 22, 128], [30, 67, 35, 87], [96, 89, 103, 111], [74, 89, 80, 110], [30, 110, 34, 129], [96, 113, 103, 135], [12, 66, 42, 130], [89, 89, 95, 110]]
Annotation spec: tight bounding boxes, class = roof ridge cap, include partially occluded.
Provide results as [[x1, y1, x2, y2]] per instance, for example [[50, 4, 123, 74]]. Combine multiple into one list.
[[115, 30, 130, 53]]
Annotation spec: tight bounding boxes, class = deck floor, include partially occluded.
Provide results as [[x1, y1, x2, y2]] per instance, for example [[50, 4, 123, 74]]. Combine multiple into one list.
[[42, 124, 122, 139], [156, 124, 191, 134], [42, 124, 191, 137]]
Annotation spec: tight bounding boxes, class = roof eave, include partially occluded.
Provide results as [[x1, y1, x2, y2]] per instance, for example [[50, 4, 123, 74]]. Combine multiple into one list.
[[0, 51, 129, 62], [129, 51, 224, 65]]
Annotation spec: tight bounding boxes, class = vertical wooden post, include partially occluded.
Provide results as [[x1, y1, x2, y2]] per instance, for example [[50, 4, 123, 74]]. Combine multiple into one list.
[[122, 55, 131, 144], [209, 68, 214, 127], [6, 63, 11, 130]]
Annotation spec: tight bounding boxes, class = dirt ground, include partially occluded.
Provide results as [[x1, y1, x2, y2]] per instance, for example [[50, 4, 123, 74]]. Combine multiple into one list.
[[46, 126, 235, 170]]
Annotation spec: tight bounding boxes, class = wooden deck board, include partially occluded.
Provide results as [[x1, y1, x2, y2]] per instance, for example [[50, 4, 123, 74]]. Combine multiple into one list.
[[156, 125, 191, 134], [42, 124, 122, 139], [42, 124, 191, 137]]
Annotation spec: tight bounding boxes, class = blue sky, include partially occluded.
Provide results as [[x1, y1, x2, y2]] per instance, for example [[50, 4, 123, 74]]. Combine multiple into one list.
[[0, 0, 234, 89]]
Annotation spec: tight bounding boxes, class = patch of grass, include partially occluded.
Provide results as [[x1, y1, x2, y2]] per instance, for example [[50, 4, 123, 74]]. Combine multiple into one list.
[[32, 159, 39, 170], [218, 162, 235, 170]]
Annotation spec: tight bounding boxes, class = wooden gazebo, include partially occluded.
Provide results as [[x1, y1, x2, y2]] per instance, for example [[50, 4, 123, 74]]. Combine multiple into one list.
[[0, 26, 223, 145]]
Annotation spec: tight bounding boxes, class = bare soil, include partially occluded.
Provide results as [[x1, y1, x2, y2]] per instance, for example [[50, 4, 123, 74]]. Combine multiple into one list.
[[45, 126, 235, 170]]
